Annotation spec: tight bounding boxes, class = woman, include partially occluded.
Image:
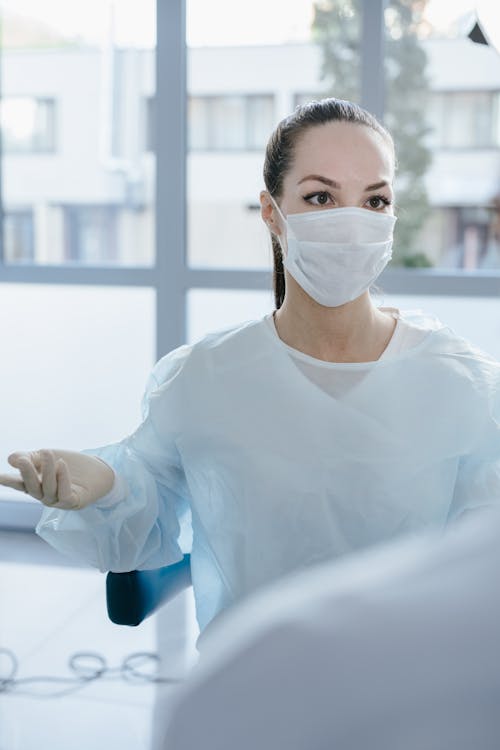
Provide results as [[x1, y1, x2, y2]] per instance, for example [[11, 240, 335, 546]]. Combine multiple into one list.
[[2, 98, 500, 636]]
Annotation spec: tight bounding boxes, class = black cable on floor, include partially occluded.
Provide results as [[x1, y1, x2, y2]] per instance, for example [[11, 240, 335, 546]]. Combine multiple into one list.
[[0, 647, 184, 698]]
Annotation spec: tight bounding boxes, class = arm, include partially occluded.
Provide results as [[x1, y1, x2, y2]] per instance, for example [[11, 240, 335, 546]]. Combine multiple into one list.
[[1, 449, 116, 510], [3, 345, 193, 573]]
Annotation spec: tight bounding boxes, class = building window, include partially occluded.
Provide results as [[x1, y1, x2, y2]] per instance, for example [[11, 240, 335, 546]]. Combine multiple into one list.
[[145, 93, 275, 153], [427, 91, 499, 149], [4, 208, 35, 262], [144, 95, 155, 153], [433, 205, 499, 270], [62, 205, 118, 264], [187, 95, 274, 151], [0, 97, 56, 154]]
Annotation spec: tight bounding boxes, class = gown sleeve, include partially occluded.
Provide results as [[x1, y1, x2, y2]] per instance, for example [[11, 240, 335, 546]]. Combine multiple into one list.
[[448, 376, 500, 522], [35, 345, 193, 573]]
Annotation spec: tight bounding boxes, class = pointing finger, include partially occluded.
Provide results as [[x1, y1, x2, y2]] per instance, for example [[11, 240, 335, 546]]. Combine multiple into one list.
[[0, 473, 27, 493]]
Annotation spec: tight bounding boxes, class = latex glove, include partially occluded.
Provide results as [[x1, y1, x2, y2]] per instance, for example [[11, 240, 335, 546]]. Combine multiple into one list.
[[0, 449, 115, 510]]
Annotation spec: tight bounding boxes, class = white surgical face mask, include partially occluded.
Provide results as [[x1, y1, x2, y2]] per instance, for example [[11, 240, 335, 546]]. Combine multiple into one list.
[[271, 197, 397, 308]]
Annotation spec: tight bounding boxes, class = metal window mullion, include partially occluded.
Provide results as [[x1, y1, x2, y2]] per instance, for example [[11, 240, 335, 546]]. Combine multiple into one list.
[[2, 262, 500, 297], [0, 38, 3, 267], [361, 0, 386, 122], [155, 0, 187, 358], [186, 268, 271, 290], [245, 95, 250, 150], [183, 267, 500, 298], [377, 268, 500, 296], [0, 265, 157, 285]]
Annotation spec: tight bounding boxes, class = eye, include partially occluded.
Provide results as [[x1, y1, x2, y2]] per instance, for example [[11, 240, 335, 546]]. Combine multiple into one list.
[[366, 195, 392, 210], [303, 191, 333, 207]]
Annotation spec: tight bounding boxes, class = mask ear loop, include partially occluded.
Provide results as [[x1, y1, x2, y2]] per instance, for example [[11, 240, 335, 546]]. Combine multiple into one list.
[[269, 195, 288, 257]]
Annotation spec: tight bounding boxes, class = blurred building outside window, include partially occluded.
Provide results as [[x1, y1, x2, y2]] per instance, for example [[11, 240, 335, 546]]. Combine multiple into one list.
[[1, 2, 499, 273], [0, 96, 56, 153], [427, 91, 499, 149], [61, 204, 119, 263], [190, 95, 274, 151], [4, 207, 35, 261], [1, 13, 155, 269], [146, 94, 275, 152]]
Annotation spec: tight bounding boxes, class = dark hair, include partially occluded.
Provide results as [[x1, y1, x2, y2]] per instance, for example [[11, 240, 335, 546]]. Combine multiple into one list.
[[263, 98, 395, 309]]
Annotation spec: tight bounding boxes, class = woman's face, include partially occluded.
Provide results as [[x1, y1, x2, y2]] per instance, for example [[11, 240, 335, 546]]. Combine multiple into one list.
[[261, 120, 395, 234]]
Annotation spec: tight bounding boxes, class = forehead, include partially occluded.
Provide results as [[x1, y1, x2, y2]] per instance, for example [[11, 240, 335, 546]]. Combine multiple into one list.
[[288, 121, 394, 182]]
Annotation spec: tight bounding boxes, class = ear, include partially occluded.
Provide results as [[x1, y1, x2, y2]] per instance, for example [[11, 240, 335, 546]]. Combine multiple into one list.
[[260, 190, 283, 236]]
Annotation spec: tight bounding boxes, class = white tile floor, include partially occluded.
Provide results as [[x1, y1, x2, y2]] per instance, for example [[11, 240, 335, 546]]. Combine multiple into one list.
[[0, 530, 199, 750]]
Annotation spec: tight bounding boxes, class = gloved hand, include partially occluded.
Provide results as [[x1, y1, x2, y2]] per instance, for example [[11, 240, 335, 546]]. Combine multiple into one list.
[[0, 449, 115, 510]]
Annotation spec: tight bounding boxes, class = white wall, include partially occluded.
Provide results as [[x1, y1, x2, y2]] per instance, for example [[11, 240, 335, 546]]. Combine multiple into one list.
[[424, 38, 500, 90]]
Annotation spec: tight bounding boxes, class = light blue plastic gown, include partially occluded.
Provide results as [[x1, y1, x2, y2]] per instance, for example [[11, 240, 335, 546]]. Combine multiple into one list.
[[36, 310, 500, 633]]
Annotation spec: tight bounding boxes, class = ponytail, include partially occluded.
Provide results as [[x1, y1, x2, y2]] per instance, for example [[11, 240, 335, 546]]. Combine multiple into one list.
[[271, 234, 285, 309]]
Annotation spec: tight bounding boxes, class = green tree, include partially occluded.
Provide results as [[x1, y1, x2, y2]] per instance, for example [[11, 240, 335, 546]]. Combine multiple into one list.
[[312, 0, 433, 266]]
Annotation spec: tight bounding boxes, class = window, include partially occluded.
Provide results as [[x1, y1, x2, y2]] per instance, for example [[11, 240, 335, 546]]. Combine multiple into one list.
[[186, 3, 359, 271], [4, 208, 35, 262], [62, 205, 119, 264], [383, 0, 500, 272], [2, 48, 155, 267], [418, 88, 500, 269], [188, 95, 274, 151], [0, 97, 56, 153], [146, 94, 274, 153], [428, 91, 499, 149], [0, 0, 159, 529]]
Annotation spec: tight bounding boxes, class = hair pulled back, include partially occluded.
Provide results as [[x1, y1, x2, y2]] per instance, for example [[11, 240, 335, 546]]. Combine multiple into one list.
[[263, 98, 395, 309]]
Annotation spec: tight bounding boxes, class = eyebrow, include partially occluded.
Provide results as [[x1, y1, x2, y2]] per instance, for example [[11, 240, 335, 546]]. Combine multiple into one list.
[[297, 174, 390, 192]]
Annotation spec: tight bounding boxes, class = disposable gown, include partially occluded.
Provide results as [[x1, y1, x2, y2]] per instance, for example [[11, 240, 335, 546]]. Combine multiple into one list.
[[36, 309, 500, 633]]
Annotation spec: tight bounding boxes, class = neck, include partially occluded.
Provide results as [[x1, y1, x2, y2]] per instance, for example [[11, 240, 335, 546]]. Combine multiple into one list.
[[274, 277, 395, 363]]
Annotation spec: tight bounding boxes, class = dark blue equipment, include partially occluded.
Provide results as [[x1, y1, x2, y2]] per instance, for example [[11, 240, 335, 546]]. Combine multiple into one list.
[[106, 554, 192, 626]]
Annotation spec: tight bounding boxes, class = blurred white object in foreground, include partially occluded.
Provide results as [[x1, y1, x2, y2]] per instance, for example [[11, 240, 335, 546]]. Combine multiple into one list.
[[163, 508, 500, 750]]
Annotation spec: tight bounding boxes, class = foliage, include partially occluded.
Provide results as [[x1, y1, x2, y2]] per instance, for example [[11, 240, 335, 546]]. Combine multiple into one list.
[[312, 0, 434, 265]]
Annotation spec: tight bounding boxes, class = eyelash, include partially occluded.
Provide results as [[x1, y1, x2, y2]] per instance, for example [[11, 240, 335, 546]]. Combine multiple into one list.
[[302, 191, 392, 210]]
